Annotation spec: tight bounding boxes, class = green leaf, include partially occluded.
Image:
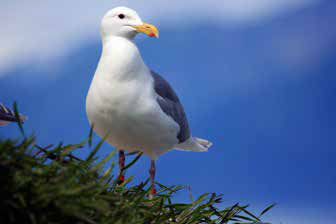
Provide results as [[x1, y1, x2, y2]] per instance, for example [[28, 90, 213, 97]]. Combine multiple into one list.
[[259, 203, 276, 217], [221, 203, 239, 223], [88, 125, 94, 147], [123, 152, 143, 170], [93, 150, 116, 171], [234, 214, 256, 222], [239, 205, 261, 222], [13, 101, 24, 136], [86, 136, 106, 162], [102, 163, 115, 179], [193, 193, 209, 207], [61, 141, 86, 157]]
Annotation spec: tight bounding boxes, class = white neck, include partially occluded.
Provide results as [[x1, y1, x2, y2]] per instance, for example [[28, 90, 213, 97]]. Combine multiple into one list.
[[95, 36, 148, 82]]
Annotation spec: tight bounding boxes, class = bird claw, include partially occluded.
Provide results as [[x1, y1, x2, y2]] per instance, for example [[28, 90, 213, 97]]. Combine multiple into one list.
[[117, 175, 125, 185], [150, 187, 156, 195]]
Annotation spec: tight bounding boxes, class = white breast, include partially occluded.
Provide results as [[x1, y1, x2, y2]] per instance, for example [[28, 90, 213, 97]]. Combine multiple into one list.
[[86, 37, 179, 159]]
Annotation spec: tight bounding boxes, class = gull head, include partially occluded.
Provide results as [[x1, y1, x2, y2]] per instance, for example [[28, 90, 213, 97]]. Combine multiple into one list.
[[101, 6, 159, 40]]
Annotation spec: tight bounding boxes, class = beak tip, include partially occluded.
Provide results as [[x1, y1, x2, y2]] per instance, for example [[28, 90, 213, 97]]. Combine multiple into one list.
[[134, 23, 159, 39], [148, 32, 159, 38]]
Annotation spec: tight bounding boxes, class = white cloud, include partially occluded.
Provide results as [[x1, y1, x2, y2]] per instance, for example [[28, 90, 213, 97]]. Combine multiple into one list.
[[271, 22, 336, 74], [0, 0, 319, 76]]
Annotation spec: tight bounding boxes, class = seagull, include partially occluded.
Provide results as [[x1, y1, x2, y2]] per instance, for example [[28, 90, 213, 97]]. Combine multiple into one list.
[[0, 103, 26, 126], [86, 6, 212, 195]]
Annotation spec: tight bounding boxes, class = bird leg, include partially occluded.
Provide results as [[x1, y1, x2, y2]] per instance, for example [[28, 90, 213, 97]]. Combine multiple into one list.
[[117, 150, 125, 184], [149, 160, 156, 195]]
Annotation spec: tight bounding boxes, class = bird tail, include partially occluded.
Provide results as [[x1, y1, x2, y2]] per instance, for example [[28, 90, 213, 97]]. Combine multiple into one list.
[[175, 137, 212, 152]]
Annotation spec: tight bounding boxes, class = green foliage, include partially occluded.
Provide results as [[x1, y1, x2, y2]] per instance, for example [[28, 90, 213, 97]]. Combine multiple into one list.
[[0, 136, 274, 224]]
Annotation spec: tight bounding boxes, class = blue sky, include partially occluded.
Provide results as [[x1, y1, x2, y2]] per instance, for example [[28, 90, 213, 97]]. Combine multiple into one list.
[[1, 1, 335, 223]]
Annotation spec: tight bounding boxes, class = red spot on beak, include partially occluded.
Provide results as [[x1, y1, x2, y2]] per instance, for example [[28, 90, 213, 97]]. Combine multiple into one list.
[[149, 33, 155, 37]]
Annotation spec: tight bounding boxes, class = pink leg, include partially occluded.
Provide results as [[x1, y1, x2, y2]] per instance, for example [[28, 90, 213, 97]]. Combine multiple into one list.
[[149, 160, 156, 195], [118, 150, 125, 184]]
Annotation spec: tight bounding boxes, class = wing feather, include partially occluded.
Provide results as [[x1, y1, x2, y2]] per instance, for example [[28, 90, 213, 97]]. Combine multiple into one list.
[[151, 71, 190, 143]]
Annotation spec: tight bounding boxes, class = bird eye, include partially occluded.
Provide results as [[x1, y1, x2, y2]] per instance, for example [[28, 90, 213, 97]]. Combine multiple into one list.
[[118, 14, 125, 19]]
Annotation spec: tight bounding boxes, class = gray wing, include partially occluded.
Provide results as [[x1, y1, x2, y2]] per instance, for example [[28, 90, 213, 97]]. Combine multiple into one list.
[[151, 71, 190, 143], [0, 103, 26, 125]]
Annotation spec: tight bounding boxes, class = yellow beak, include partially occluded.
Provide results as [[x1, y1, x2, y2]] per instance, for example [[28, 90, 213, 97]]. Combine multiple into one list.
[[132, 23, 159, 38]]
